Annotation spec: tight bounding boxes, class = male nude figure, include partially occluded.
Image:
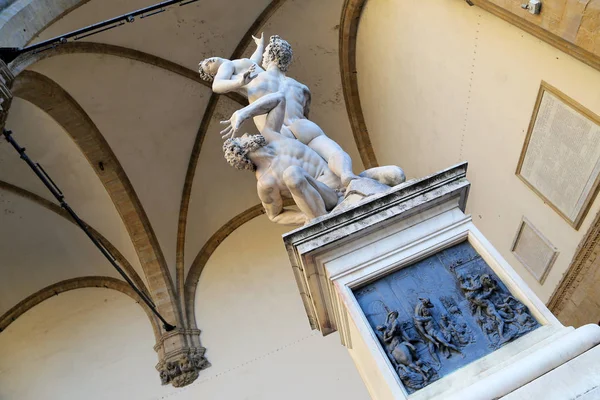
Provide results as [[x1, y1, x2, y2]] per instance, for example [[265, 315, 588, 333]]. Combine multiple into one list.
[[221, 91, 341, 225], [413, 298, 462, 363], [200, 34, 359, 186]]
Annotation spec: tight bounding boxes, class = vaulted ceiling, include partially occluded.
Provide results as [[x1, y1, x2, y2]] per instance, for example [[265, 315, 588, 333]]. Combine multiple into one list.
[[0, 0, 365, 329]]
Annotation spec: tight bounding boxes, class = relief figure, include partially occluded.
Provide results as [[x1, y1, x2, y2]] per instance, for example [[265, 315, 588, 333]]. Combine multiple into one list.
[[440, 313, 471, 347], [413, 298, 463, 364], [439, 296, 474, 346], [457, 272, 538, 347], [459, 274, 512, 342], [376, 310, 432, 391], [514, 305, 537, 333]]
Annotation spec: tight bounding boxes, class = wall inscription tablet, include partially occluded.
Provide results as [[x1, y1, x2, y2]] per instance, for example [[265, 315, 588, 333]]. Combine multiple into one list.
[[353, 241, 539, 393], [511, 218, 559, 284], [517, 82, 600, 229]]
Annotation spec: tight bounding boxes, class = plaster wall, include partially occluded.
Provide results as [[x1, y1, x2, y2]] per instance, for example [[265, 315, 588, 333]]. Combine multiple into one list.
[[28, 53, 208, 276], [356, 0, 600, 303], [0, 98, 146, 288], [24, 0, 364, 278], [184, 96, 261, 274], [0, 189, 120, 315], [0, 215, 370, 400], [33, 0, 272, 72], [0, 288, 172, 400]]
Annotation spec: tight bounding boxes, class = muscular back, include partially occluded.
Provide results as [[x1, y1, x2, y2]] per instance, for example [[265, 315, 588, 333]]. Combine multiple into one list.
[[246, 70, 310, 132], [257, 137, 340, 194]]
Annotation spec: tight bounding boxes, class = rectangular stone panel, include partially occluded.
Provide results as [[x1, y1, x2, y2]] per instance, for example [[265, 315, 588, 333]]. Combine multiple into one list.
[[353, 241, 539, 394], [517, 82, 600, 229], [511, 218, 559, 284]]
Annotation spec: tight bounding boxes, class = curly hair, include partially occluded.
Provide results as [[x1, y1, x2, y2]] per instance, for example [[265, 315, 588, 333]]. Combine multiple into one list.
[[264, 35, 293, 72], [198, 59, 215, 82], [222, 134, 268, 171]]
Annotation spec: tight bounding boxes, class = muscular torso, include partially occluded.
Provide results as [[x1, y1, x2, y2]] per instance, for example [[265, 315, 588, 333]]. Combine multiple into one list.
[[423, 319, 435, 333], [247, 70, 308, 121], [229, 67, 309, 136], [218, 61, 323, 145], [256, 137, 341, 196]]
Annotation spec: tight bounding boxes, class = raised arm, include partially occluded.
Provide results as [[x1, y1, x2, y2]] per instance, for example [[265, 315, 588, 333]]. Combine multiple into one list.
[[250, 33, 264, 65], [258, 178, 307, 226], [212, 61, 257, 94], [220, 92, 287, 143]]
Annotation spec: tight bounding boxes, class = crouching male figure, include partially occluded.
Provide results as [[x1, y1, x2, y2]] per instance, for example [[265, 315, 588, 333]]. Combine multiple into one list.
[[222, 91, 342, 225]]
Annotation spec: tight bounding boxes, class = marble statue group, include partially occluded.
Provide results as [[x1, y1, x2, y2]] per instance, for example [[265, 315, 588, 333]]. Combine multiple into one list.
[[199, 34, 406, 225]]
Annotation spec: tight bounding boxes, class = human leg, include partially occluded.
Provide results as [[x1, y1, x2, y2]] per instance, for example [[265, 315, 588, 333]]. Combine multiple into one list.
[[359, 166, 406, 187], [288, 119, 358, 186], [282, 165, 334, 219]]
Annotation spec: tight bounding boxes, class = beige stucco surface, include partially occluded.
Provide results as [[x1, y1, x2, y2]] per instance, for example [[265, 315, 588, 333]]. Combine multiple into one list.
[[0, 2, 372, 393], [356, 0, 600, 302], [33, 0, 273, 71], [0, 190, 120, 315], [0, 216, 370, 400], [184, 96, 260, 274], [29, 53, 208, 275], [0, 99, 143, 285], [9, 0, 600, 395], [9, 0, 365, 282], [0, 289, 174, 400]]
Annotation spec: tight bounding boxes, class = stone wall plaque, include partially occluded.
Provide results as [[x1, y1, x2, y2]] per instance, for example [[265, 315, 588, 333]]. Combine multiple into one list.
[[516, 81, 600, 229], [511, 218, 559, 284], [353, 241, 540, 394]]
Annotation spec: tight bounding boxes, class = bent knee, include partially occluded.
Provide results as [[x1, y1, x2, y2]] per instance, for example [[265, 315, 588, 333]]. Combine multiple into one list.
[[283, 166, 306, 190], [359, 166, 406, 186], [289, 119, 324, 144]]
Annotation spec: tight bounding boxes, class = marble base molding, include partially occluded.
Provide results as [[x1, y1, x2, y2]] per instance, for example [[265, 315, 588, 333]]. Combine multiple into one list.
[[284, 162, 600, 399]]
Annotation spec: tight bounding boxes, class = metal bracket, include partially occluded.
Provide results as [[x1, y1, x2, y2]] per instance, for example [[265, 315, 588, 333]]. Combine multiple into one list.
[[521, 0, 542, 14]]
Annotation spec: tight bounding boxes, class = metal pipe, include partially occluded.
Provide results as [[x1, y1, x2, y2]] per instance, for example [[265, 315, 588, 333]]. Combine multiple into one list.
[[0, 0, 199, 63], [2, 129, 176, 332]]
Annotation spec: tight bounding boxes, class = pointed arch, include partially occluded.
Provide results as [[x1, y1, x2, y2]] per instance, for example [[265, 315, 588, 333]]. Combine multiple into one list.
[[175, 0, 287, 325], [184, 204, 266, 327], [0, 180, 149, 296], [0, 276, 161, 340], [9, 42, 246, 105], [339, 0, 378, 169], [12, 70, 181, 329], [184, 199, 294, 328]]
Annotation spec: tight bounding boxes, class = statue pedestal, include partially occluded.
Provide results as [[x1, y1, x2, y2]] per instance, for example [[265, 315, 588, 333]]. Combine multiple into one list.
[[284, 163, 600, 400]]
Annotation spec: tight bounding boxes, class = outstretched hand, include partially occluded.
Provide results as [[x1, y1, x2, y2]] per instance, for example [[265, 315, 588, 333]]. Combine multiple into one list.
[[220, 110, 245, 140], [252, 32, 264, 46], [239, 64, 258, 86]]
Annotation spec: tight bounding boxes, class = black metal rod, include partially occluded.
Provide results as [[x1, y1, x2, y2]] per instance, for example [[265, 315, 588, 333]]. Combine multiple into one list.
[[178, 0, 201, 6], [140, 9, 166, 18], [2, 129, 175, 332], [73, 22, 125, 41], [21, 0, 192, 54], [36, 163, 63, 196]]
